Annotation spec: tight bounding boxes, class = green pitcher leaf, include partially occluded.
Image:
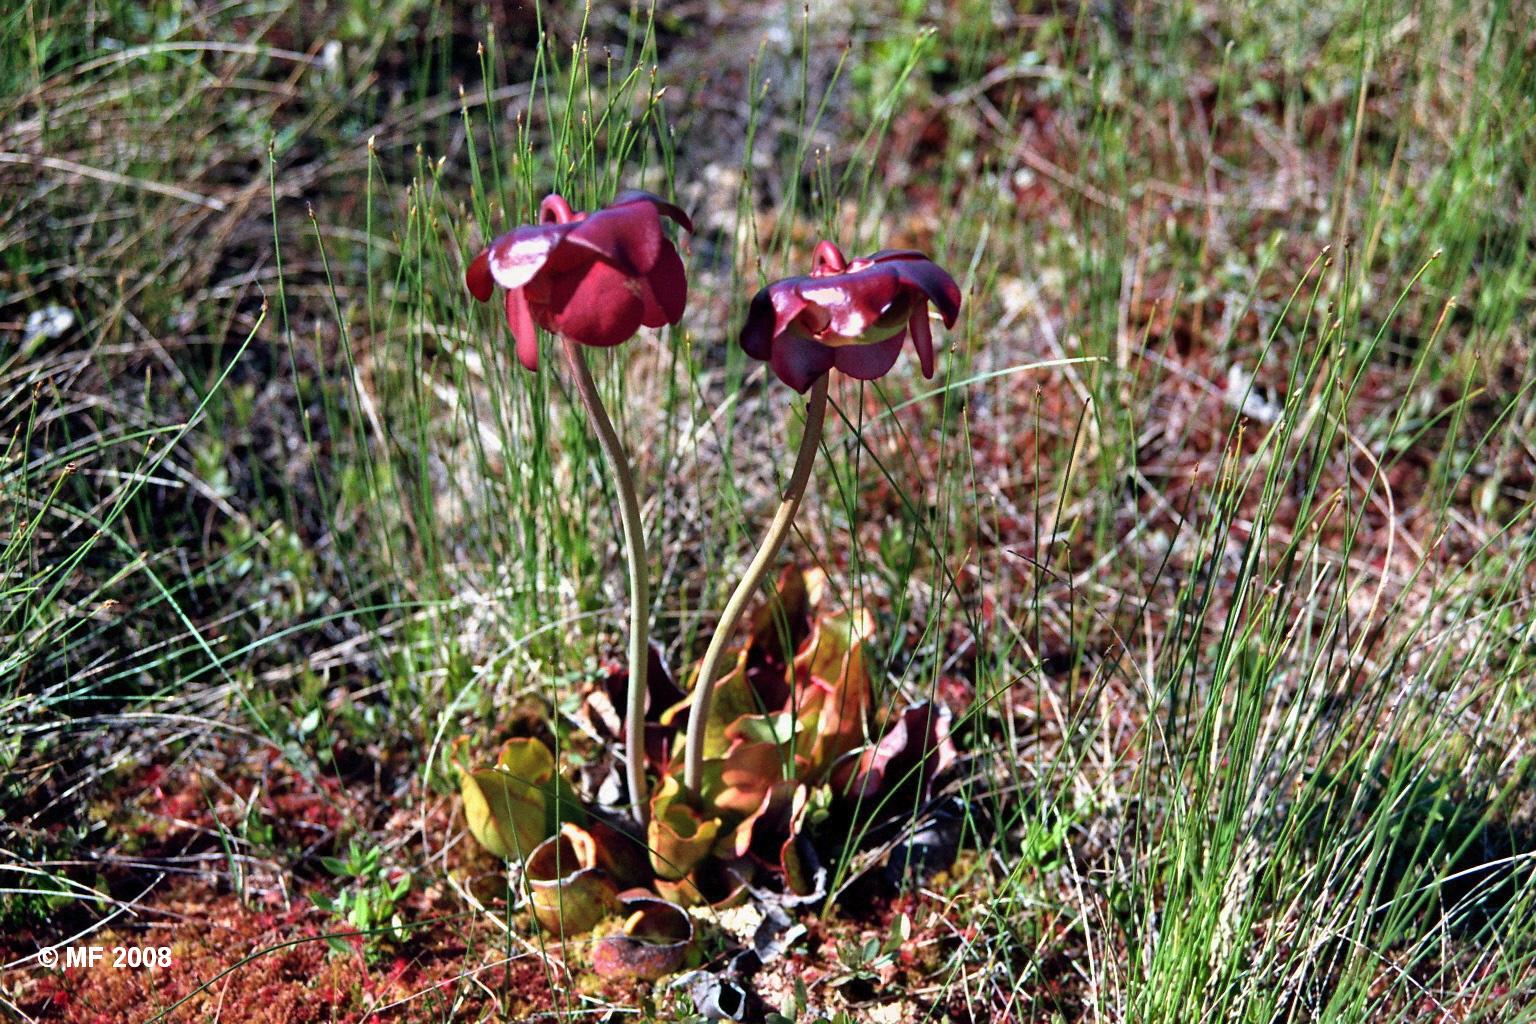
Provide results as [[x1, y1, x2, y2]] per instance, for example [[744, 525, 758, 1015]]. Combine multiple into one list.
[[525, 824, 620, 935], [453, 736, 584, 862], [792, 608, 875, 779], [711, 739, 785, 817], [591, 895, 694, 981], [648, 774, 721, 881]]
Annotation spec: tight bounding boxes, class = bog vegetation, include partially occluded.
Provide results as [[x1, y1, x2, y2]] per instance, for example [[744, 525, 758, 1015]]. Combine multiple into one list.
[[2, 1, 1535, 1022]]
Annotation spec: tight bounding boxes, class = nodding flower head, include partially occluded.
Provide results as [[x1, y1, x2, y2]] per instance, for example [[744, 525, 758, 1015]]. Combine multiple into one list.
[[738, 241, 962, 393], [466, 191, 693, 370]]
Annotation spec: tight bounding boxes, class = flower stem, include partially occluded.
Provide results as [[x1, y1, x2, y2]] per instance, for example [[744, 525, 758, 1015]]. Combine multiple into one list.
[[560, 336, 650, 824], [683, 374, 830, 795]]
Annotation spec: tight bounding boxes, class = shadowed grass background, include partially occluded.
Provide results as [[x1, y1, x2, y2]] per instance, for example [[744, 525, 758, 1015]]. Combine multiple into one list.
[[2, 0, 1534, 1020]]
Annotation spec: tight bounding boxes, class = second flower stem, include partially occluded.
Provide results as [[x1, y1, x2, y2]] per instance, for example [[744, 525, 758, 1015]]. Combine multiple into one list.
[[683, 374, 830, 795], [560, 336, 650, 824]]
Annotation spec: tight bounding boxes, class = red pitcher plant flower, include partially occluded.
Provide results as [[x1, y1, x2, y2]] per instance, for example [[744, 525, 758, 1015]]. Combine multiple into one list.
[[739, 241, 962, 393], [466, 190, 692, 370]]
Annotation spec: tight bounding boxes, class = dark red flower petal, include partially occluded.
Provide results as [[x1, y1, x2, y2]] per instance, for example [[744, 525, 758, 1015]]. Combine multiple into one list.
[[812, 240, 849, 274], [770, 281, 816, 337], [769, 333, 836, 393], [546, 259, 647, 348], [907, 302, 935, 378], [610, 189, 694, 234], [466, 249, 494, 302], [505, 288, 540, 371], [565, 199, 662, 276], [739, 288, 780, 361], [539, 194, 578, 224], [638, 240, 687, 328], [742, 282, 813, 361], [800, 265, 907, 340], [485, 222, 572, 291], [891, 259, 962, 327], [833, 331, 906, 381]]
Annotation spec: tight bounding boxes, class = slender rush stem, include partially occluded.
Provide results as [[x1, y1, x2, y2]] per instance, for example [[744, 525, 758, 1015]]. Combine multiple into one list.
[[683, 374, 830, 794], [560, 336, 650, 824]]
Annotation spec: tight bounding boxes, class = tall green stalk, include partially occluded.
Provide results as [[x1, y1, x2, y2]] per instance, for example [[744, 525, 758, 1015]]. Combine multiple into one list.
[[559, 335, 650, 823], [683, 375, 830, 794]]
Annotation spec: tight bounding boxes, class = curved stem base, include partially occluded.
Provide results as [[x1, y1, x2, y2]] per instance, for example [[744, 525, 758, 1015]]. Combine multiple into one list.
[[682, 374, 830, 794]]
